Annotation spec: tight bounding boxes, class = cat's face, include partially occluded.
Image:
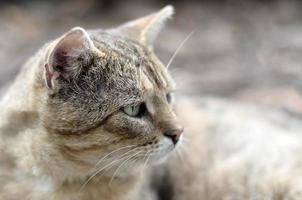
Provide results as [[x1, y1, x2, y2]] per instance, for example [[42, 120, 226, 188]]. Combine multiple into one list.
[[37, 6, 182, 179]]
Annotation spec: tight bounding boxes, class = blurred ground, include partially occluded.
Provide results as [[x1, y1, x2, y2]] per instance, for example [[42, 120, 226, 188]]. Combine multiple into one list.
[[0, 0, 302, 114]]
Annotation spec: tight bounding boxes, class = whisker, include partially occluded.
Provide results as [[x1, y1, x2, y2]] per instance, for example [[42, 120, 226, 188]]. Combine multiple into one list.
[[108, 150, 143, 186], [93, 145, 136, 169], [168, 67, 183, 76], [103, 150, 158, 180], [142, 150, 151, 171], [80, 146, 139, 191], [166, 30, 195, 69], [135, 149, 163, 158]]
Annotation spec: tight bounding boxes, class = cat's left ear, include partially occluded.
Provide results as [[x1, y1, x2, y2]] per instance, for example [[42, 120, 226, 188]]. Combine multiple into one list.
[[44, 27, 103, 92], [115, 5, 174, 47]]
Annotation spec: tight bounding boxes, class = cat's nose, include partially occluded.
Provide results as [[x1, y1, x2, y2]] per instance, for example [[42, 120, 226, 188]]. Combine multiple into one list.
[[163, 127, 184, 145]]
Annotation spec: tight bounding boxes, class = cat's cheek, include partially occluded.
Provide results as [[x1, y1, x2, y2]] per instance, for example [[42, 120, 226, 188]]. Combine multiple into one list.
[[102, 113, 154, 138]]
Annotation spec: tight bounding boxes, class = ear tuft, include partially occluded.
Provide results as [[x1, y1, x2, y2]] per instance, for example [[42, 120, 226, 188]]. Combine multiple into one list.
[[115, 5, 174, 47]]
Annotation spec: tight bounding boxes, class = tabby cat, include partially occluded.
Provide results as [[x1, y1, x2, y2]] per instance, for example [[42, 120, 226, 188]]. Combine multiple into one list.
[[0, 5, 184, 200], [1, 5, 302, 200]]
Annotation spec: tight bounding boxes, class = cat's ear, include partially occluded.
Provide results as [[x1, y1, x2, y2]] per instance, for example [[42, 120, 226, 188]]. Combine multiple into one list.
[[116, 5, 174, 47], [44, 27, 101, 91]]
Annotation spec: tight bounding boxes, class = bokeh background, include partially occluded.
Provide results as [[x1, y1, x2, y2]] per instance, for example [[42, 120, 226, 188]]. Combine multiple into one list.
[[0, 0, 302, 114]]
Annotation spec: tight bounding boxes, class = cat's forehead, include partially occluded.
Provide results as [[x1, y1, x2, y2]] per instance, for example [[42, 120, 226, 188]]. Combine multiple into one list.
[[90, 31, 174, 92]]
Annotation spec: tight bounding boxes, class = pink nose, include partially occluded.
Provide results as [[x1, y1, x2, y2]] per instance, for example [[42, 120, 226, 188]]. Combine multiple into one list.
[[163, 128, 184, 145]]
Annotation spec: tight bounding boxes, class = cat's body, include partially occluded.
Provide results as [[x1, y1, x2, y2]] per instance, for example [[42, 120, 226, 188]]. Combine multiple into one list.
[[1, 5, 302, 200]]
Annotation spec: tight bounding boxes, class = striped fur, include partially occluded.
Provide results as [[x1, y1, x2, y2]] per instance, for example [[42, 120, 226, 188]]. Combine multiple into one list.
[[0, 6, 179, 200]]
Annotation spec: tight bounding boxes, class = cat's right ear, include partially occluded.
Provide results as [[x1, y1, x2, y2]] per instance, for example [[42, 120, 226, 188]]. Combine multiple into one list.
[[44, 27, 103, 92], [114, 5, 174, 48]]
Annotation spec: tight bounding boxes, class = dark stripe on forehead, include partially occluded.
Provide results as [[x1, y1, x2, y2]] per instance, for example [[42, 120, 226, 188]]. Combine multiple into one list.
[[144, 62, 165, 89], [93, 33, 168, 89], [137, 49, 167, 89], [127, 43, 164, 89]]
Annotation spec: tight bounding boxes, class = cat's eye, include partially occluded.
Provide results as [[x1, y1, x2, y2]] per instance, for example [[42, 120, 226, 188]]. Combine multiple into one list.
[[166, 93, 172, 103], [122, 103, 146, 117]]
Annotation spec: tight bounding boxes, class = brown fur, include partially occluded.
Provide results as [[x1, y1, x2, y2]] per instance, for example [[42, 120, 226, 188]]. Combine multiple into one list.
[[0, 6, 180, 200]]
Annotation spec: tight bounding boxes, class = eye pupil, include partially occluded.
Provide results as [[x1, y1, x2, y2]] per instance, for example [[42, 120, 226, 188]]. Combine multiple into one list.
[[166, 93, 172, 103]]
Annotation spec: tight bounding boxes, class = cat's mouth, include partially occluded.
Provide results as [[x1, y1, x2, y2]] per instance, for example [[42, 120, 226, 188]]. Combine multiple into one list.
[[143, 134, 183, 164]]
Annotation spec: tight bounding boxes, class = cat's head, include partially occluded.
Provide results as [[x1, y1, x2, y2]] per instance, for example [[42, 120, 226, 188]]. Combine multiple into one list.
[[36, 5, 183, 180]]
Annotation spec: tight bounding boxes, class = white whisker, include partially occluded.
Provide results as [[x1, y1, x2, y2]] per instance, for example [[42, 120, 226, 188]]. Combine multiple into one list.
[[80, 146, 139, 191], [142, 150, 151, 171], [166, 30, 195, 69], [108, 150, 143, 186], [94, 145, 136, 169]]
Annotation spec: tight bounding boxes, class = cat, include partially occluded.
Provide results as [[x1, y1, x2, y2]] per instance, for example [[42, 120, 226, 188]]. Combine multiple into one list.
[[0, 5, 183, 200], [1, 4, 302, 200]]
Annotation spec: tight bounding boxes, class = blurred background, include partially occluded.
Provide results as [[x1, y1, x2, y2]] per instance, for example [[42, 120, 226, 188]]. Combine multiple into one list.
[[0, 0, 302, 114]]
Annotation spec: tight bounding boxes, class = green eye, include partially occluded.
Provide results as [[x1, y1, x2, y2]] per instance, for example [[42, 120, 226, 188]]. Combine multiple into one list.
[[122, 105, 141, 117]]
